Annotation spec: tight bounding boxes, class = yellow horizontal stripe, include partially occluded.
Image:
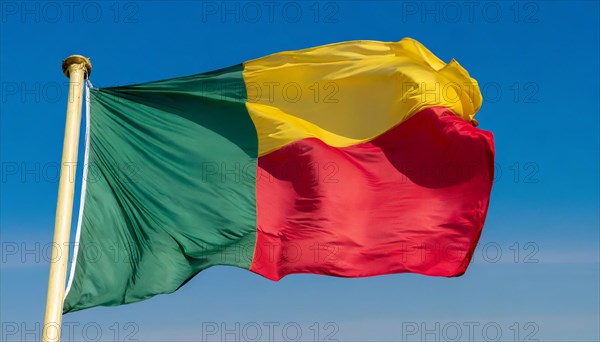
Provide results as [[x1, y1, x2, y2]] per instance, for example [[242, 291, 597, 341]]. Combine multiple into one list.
[[243, 38, 482, 156]]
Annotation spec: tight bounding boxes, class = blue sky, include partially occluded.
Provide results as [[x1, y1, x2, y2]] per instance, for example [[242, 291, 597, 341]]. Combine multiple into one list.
[[1, 1, 599, 341]]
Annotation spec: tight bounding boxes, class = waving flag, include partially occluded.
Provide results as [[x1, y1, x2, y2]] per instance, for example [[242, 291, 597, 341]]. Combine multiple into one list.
[[63, 38, 494, 313]]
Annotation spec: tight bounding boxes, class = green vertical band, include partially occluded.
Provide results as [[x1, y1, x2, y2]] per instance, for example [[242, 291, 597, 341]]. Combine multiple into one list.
[[63, 65, 258, 313]]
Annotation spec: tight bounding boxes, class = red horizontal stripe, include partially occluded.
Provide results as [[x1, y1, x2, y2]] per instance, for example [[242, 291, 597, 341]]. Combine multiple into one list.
[[250, 107, 494, 280]]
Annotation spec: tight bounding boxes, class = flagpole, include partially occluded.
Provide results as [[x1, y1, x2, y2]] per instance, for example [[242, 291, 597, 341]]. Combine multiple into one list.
[[42, 55, 92, 342]]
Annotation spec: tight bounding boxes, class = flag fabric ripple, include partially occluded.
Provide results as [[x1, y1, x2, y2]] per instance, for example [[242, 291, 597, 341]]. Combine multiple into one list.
[[63, 38, 494, 313]]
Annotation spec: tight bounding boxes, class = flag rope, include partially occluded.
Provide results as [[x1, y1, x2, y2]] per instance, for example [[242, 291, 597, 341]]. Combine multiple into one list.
[[64, 80, 92, 299]]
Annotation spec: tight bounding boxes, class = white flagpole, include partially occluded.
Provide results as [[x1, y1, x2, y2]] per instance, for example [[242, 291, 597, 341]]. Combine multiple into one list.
[[42, 55, 92, 342]]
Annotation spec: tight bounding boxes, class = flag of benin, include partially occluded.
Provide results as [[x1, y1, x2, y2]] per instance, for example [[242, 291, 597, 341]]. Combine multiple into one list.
[[63, 38, 494, 313]]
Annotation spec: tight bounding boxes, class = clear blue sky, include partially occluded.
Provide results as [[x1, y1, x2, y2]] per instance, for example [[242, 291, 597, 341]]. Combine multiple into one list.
[[1, 1, 598, 341]]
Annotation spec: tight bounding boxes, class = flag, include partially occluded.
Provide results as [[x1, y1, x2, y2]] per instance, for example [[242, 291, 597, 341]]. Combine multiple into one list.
[[63, 38, 494, 313]]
